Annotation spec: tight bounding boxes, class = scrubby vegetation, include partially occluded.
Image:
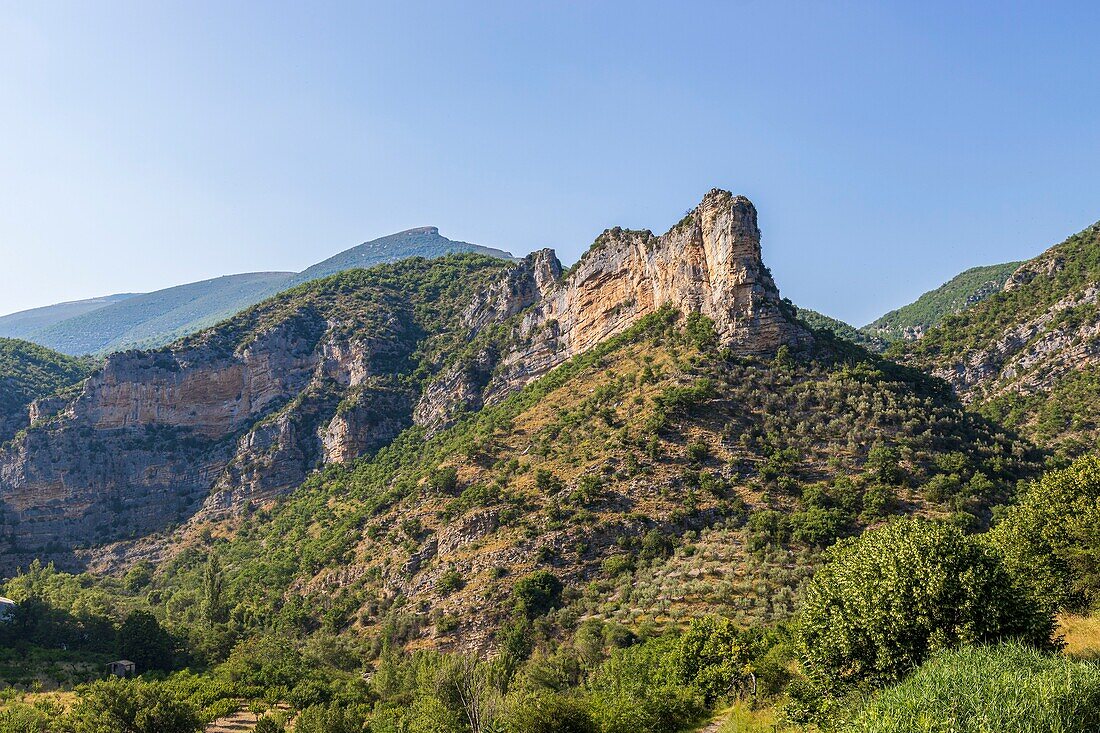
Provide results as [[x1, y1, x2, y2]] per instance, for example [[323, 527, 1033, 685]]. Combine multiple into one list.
[[0, 337, 90, 440], [865, 260, 1022, 342]]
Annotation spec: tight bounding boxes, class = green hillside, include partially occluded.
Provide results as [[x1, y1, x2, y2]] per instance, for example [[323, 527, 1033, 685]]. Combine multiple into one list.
[[897, 221, 1100, 457], [285, 226, 515, 289], [0, 338, 90, 441], [0, 293, 136, 339], [3, 227, 515, 356], [26, 272, 293, 355], [864, 261, 1023, 342], [798, 308, 887, 352]]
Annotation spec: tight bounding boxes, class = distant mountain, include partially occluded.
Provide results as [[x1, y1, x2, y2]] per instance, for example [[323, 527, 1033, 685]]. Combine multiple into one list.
[[863, 261, 1023, 342], [896, 220, 1100, 456], [0, 338, 90, 442], [0, 293, 137, 340], [285, 226, 515, 289], [798, 308, 887, 352], [28, 272, 294, 356], [0, 227, 515, 355]]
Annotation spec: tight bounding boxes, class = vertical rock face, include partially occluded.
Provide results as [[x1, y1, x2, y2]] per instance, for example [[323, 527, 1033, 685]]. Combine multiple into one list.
[[414, 189, 811, 426], [0, 189, 809, 571]]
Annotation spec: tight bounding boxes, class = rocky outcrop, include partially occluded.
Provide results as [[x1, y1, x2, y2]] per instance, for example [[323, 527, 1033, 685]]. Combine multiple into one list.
[[414, 190, 811, 430], [0, 189, 811, 573], [0, 303, 426, 570], [933, 283, 1100, 400]]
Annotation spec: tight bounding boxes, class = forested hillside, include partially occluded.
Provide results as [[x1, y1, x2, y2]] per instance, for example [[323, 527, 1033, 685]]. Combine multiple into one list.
[[864, 261, 1022, 342], [0, 338, 90, 442], [896, 220, 1100, 457]]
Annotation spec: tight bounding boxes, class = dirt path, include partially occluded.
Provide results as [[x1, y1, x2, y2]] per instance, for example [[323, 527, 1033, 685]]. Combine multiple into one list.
[[698, 713, 729, 733], [205, 709, 259, 733]]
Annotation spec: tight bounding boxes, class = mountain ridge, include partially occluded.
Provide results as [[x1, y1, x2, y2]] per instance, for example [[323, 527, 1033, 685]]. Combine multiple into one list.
[[0, 227, 516, 356]]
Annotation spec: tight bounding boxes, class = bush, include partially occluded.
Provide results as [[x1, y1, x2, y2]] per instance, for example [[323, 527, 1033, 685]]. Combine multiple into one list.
[[990, 453, 1100, 613], [513, 571, 563, 619], [798, 518, 1055, 692], [294, 701, 368, 733], [675, 617, 789, 702], [846, 643, 1100, 733], [502, 691, 596, 733], [67, 678, 203, 733], [585, 636, 705, 733]]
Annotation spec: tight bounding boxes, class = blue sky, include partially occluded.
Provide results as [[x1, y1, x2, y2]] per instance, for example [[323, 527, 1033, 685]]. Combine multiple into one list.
[[2, 2, 1098, 325]]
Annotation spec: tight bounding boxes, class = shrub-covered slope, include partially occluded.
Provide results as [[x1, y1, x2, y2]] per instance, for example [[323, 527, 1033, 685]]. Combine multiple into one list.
[[6, 227, 515, 356], [895, 220, 1100, 456], [798, 309, 887, 352], [0, 255, 513, 573], [864, 261, 1022, 342], [0, 337, 90, 442], [139, 310, 1038, 653]]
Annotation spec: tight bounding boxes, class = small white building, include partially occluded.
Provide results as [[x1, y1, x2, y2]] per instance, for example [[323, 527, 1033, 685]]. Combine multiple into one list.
[[0, 597, 15, 622]]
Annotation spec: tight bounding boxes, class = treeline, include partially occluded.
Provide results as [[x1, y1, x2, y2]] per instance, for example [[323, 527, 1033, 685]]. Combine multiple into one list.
[[4, 453, 1100, 732]]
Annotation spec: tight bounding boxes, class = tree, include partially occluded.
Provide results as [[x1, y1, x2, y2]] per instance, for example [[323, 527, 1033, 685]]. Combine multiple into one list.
[[797, 518, 1054, 692], [67, 678, 202, 733], [989, 454, 1100, 613], [293, 702, 367, 733], [202, 552, 229, 625], [513, 571, 563, 619], [117, 611, 176, 673]]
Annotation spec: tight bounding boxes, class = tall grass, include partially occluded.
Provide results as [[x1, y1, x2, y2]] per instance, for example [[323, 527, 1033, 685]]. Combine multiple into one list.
[[847, 642, 1100, 733]]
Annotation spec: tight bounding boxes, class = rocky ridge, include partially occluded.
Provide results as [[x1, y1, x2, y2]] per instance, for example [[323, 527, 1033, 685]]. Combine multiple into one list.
[[0, 190, 812, 574]]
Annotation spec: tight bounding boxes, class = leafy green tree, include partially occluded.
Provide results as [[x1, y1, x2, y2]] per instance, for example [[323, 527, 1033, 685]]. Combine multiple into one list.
[[202, 552, 229, 625], [798, 518, 1054, 692], [501, 691, 596, 733], [990, 453, 1100, 613], [117, 610, 177, 673], [293, 702, 367, 733], [67, 678, 202, 733]]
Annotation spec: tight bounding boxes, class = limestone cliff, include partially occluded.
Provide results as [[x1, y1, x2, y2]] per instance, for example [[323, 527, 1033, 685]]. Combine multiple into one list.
[[0, 191, 811, 573], [414, 189, 811, 431]]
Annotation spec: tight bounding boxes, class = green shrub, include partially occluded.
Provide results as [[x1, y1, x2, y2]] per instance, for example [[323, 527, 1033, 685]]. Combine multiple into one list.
[[846, 643, 1100, 733], [67, 678, 203, 733], [990, 453, 1100, 613], [436, 568, 465, 596], [502, 691, 596, 733], [585, 636, 705, 733], [798, 518, 1055, 692], [513, 571, 563, 618]]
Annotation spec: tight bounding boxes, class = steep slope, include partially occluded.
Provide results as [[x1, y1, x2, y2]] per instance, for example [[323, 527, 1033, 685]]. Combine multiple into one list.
[[34, 190, 1035, 655], [0, 339, 91, 442], [0, 293, 137, 340], [798, 309, 887, 352], [9, 228, 516, 357], [896, 220, 1100, 456], [0, 255, 512, 573], [864, 261, 1023, 342], [142, 309, 1037, 653]]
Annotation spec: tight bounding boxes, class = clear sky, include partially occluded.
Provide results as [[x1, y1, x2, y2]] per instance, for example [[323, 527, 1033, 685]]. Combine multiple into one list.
[[2, 2, 1098, 325]]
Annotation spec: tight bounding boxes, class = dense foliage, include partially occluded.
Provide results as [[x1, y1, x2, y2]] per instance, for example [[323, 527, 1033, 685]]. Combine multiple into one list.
[[847, 643, 1100, 733], [0, 337, 89, 440], [797, 518, 1054, 692], [990, 453, 1100, 614], [866, 261, 1022, 341]]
